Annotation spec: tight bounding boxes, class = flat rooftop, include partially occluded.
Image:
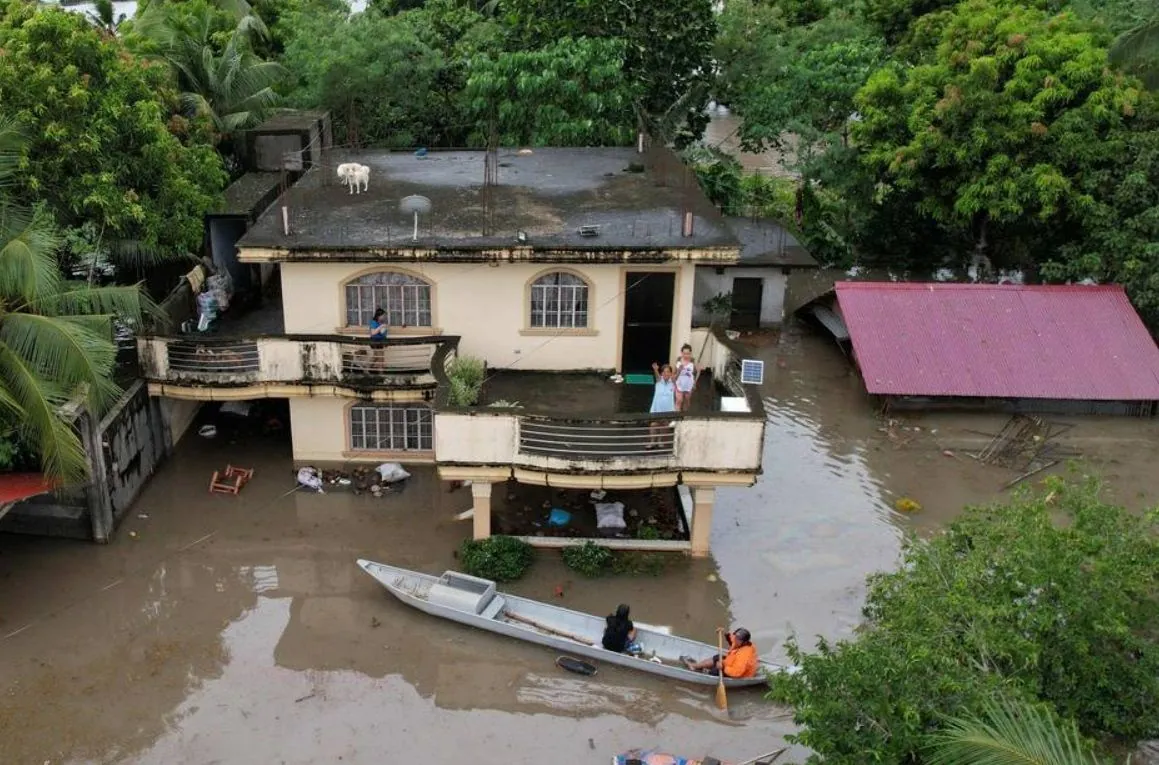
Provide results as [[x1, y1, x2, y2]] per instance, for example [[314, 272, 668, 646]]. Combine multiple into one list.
[[238, 147, 739, 253]]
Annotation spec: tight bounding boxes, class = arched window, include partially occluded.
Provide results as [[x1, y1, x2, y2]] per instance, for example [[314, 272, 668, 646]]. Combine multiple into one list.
[[349, 403, 433, 451], [345, 272, 432, 327], [529, 272, 589, 329]]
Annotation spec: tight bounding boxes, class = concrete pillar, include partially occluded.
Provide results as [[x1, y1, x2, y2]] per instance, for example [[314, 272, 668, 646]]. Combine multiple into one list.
[[471, 481, 493, 540], [690, 486, 716, 558]]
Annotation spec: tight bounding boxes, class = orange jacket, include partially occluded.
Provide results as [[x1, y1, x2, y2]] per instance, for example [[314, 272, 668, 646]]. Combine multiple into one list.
[[722, 635, 759, 678]]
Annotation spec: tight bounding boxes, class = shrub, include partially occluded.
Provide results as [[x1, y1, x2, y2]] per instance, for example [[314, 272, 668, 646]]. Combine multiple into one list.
[[458, 535, 534, 582], [562, 540, 680, 578], [561, 541, 614, 577], [446, 355, 485, 406], [769, 476, 1159, 763]]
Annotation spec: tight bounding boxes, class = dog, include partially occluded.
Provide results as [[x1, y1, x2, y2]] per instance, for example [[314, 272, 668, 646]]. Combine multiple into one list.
[[336, 162, 370, 194]]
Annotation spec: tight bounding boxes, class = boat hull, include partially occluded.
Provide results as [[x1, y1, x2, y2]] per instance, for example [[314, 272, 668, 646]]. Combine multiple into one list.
[[356, 559, 795, 688]]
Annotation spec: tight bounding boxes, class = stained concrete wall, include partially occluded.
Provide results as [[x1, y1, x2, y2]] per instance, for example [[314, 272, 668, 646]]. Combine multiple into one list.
[[0, 383, 180, 542], [279, 261, 696, 372], [692, 266, 788, 327]]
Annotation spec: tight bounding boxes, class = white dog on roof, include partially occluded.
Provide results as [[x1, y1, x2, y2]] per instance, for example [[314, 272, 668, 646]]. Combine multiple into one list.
[[336, 162, 370, 194]]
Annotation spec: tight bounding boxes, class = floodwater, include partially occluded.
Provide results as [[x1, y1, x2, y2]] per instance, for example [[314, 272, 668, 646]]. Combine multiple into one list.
[[3, 320, 1158, 764]]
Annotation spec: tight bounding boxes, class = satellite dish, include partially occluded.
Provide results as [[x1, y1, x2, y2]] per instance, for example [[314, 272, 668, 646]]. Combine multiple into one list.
[[399, 195, 432, 243]]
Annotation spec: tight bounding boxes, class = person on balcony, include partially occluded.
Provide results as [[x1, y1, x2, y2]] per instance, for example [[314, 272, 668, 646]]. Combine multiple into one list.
[[673, 343, 700, 412], [369, 308, 389, 340], [602, 604, 642, 654], [368, 308, 388, 368], [648, 362, 676, 449], [682, 627, 759, 678]]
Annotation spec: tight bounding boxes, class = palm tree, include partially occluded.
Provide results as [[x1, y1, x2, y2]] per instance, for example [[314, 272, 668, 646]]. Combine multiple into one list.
[[0, 116, 153, 482], [135, 4, 287, 138], [928, 697, 1104, 765], [1110, 15, 1159, 90], [86, 0, 127, 38]]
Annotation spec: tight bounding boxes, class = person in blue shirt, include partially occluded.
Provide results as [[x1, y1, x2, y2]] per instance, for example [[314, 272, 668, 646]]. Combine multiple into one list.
[[368, 308, 388, 369], [368, 308, 388, 340], [647, 362, 676, 449]]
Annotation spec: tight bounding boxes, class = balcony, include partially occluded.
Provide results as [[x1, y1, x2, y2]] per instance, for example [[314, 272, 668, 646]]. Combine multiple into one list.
[[435, 328, 765, 482], [138, 334, 458, 397]]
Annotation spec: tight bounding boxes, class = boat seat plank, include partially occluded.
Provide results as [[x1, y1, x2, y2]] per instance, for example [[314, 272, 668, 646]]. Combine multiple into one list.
[[480, 594, 506, 620]]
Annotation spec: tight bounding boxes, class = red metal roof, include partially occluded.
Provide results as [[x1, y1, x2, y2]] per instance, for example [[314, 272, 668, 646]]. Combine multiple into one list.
[[0, 473, 55, 505], [834, 282, 1159, 400]]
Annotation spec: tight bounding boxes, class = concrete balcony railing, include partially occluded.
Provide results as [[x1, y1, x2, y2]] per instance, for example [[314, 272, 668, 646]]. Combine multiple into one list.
[[434, 409, 763, 475], [138, 334, 459, 392]]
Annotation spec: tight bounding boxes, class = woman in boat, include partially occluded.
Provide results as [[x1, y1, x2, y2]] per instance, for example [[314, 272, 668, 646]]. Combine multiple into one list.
[[602, 604, 642, 654], [683, 627, 758, 678]]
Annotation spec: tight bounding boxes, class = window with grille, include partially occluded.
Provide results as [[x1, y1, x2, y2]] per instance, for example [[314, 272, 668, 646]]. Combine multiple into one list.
[[345, 272, 432, 327], [529, 272, 589, 328], [349, 404, 433, 451]]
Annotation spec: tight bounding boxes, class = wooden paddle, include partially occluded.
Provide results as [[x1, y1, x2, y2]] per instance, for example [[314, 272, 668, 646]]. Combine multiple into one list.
[[715, 628, 728, 711], [503, 610, 593, 645]]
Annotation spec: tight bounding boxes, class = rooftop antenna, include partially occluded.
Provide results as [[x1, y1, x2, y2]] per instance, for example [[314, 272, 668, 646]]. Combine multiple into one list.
[[400, 195, 432, 243]]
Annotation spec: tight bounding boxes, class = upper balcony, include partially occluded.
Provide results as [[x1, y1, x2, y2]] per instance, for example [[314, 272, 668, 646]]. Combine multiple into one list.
[[434, 328, 765, 484], [138, 288, 458, 399]]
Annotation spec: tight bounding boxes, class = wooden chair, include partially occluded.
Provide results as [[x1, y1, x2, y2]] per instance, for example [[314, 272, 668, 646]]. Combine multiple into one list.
[[209, 465, 255, 495]]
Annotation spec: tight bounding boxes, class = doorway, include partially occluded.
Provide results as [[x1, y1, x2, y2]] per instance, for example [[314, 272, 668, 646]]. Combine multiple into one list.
[[620, 271, 675, 375], [730, 277, 763, 330]]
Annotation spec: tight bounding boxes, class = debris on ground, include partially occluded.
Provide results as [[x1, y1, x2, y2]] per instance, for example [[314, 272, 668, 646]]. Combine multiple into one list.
[[895, 497, 922, 513]]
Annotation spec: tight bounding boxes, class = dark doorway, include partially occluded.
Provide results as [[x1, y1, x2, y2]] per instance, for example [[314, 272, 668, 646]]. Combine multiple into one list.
[[621, 272, 675, 374], [730, 277, 763, 330]]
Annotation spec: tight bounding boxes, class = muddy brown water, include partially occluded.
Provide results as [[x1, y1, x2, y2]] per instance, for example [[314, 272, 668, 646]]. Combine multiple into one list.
[[2, 321, 1157, 764]]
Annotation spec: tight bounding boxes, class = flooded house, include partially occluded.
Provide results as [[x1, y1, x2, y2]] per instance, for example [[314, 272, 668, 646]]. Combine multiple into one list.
[[691, 217, 818, 330], [137, 141, 767, 556], [810, 281, 1159, 416]]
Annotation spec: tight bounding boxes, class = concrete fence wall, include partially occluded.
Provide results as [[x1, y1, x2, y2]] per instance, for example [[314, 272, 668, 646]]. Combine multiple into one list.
[[0, 382, 181, 542]]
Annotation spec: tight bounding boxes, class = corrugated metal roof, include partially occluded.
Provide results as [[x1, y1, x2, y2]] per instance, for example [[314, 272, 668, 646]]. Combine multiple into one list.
[[834, 282, 1159, 400]]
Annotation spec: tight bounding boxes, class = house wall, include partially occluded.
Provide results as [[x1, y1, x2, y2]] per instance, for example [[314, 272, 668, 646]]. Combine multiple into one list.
[[692, 266, 789, 327], [279, 261, 696, 371], [288, 397, 437, 464]]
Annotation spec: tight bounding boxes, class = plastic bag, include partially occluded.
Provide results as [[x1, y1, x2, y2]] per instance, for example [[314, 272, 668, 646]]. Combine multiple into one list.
[[595, 502, 626, 530], [297, 467, 324, 493], [375, 463, 411, 483]]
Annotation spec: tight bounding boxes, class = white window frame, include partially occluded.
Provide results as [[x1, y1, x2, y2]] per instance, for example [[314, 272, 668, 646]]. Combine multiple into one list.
[[349, 404, 433, 452], [345, 272, 432, 327], [530, 272, 589, 329]]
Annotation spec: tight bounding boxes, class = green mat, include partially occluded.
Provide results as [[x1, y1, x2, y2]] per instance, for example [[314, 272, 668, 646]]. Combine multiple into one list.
[[623, 373, 653, 385]]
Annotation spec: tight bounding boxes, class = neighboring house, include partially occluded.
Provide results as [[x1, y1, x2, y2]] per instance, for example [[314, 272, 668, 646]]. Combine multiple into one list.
[[820, 281, 1159, 416], [138, 144, 768, 556], [692, 217, 817, 329]]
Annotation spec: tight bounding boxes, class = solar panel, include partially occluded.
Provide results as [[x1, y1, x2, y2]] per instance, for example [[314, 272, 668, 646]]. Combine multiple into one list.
[[740, 359, 764, 386]]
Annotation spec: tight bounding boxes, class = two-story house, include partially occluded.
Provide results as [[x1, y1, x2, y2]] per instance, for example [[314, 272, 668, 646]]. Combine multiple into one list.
[[139, 142, 766, 556]]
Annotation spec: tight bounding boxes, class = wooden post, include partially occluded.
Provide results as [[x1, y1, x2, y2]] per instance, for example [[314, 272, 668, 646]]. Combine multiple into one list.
[[471, 481, 492, 540], [82, 409, 115, 544], [690, 486, 716, 558]]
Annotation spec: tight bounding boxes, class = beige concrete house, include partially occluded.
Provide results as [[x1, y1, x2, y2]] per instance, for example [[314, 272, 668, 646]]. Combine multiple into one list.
[[139, 145, 766, 556]]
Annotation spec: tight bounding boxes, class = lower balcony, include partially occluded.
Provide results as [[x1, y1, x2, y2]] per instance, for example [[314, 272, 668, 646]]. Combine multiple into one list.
[[435, 328, 765, 485], [138, 334, 458, 399]]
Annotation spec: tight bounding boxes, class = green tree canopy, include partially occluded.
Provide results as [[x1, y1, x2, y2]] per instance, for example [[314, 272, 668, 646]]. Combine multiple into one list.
[[0, 116, 154, 481], [501, 0, 716, 144], [0, 2, 226, 274], [280, 7, 452, 147], [769, 476, 1159, 764], [464, 37, 638, 146], [852, 0, 1142, 273]]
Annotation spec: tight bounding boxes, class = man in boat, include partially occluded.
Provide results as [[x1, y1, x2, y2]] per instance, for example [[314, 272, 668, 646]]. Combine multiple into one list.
[[682, 627, 758, 678], [602, 604, 642, 655]]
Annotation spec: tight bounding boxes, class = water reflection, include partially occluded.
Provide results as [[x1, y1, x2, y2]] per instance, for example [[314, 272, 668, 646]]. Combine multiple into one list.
[[712, 324, 903, 656]]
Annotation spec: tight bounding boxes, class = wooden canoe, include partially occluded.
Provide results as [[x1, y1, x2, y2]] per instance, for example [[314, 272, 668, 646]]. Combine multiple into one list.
[[356, 559, 797, 688]]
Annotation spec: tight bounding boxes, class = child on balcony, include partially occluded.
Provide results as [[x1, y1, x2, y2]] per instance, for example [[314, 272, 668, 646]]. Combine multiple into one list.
[[648, 362, 676, 450], [673, 343, 699, 412]]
